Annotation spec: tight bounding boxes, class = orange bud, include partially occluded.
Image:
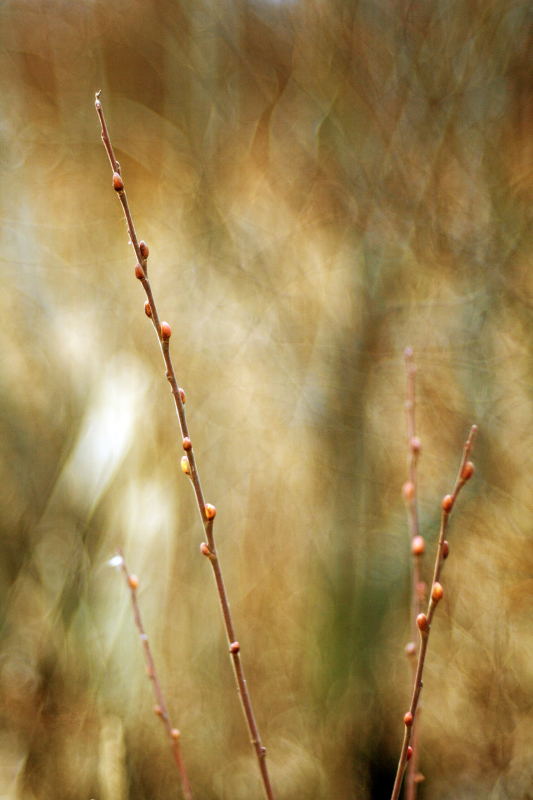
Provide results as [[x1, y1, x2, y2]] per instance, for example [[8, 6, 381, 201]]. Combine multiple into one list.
[[139, 240, 149, 258], [181, 456, 190, 475], [442, 494, 454, 512], [154, 705, 163, 717], [410, 436, 421, 454], [461, 461, 475, 481], [404, 712, 413, 727], [182, 437, 192, 451], [113, 172, 124, 192], [144, 301, 152, 318], [205, 503, 216, 520], [443, 540, 449, 559], [161, 321, 171, 340], [230, 641, 240, 654], [200, 543, 210, 556], [128, 574, 138, 590], [407, 746, 413, 761], [179, 388, 186, 404], [171, 728, 180, 740], [405, 641, 416, 657], [417, 613, 428, 632], [403, 482, 415, 500], [134, 264, 145, 280], [432, 582, 443, 602], [411, 536, 425, 556]]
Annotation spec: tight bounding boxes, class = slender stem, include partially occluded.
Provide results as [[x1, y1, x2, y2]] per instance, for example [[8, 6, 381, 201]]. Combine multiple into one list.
[[96, 92, 276, 800], [403, 347, 422, 800], [117, 548, 194, 800], [390, 424, 477, 800]]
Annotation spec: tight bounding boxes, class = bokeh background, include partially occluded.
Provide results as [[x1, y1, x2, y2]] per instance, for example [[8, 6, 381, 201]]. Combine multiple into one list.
[[1, 1, 533, 798]]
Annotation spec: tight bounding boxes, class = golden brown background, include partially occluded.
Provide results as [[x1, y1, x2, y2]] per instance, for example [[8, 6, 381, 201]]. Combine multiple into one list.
[[1, 1, 532, 798]]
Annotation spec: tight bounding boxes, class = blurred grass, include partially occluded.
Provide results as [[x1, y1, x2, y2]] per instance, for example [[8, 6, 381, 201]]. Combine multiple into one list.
[[1, 0, 533, 797]]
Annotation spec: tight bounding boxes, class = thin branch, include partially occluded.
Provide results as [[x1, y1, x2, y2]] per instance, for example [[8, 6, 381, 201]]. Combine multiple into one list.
[[391, 424, 477, 800], [96, 92, 277, 800], [115, 548, 193, 800], [402, 347, 423, 800]]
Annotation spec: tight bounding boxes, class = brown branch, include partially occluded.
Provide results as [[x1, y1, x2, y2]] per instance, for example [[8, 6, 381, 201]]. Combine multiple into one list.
[[391, 424, 477, 800], [96, 92, 277, 800], [115, 548, 194, 800]]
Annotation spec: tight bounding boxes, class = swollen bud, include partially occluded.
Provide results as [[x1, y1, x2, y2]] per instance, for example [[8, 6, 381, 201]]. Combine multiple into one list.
[[181, 456, 190, 475], [417, 613, 428, 632], [139, 240, 149, 259], [229, 641, 240, 654], [182, 437, 192, 451], [113, 172, 124, 192], [404, 712, 413, 727], [403, 482, 415, 500], [410, 436, 421, 454], [128, 574, 138, 590], [443, 541, 449, 559], [442, 494, 454, 512], [200, 543, 210, 557], [171, 729, 180, 740], [411, 536, 425, 556], [144, 301, 152, 318], [135, 264, 145, 280], [432, 582, 444, 602], [405, 641, 416, 657], [461, 461, 475, 481], [205, 503, 216, 520], [161, 321, 171, 340], [407, 746, 413, 761], [179, 388, 186, 404], [154, 705, 163, 717]]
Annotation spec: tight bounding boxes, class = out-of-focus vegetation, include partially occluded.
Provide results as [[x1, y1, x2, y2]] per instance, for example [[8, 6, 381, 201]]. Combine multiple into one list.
[[1, 1, 533, 797]]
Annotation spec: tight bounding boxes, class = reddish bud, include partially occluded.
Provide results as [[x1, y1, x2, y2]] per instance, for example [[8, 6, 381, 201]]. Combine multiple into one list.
[[411, 536, 425, 556], [161, 321, 171, 340], [179, 388, 186, 404], [154, 705, 163, 717], [404, 712, 413, 727], [461, 461, 475, 481], [113, 172, 124, 192], [128, 574, 138, 590], [407, 746, 413, 761], [432, 582, 444, 602], [171, 728, 180, 740], [139, 240, 149, 259], [405, 641, 416, 657], [403, 482, 415, 500], [144, 300, 152, 318], [443, 541, 449, 559], [205, 503, 216, 520], [182, 437, 192, 451], [181, 456, 190, 475], [442, 494, 454, 512], [410, 436, 421, 454], [229, 641, 240, 654], [200, 542, 210, 557], [417, 613, 428, 632], [134, 264, 145, 280]]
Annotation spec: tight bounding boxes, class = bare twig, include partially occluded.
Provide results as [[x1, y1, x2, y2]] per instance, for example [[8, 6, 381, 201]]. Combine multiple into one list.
[[115, 548, 193, 800], [402, 347, 423, 799], [391, 424, 477, 800], [96, 92, 277, 800]]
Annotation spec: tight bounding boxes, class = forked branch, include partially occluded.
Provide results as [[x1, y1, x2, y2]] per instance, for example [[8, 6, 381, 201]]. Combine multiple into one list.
[[95, 92, 276, 800]]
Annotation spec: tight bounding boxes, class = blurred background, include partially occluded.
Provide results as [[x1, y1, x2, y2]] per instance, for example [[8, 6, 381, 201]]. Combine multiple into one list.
[[1, 0, 533, 797]]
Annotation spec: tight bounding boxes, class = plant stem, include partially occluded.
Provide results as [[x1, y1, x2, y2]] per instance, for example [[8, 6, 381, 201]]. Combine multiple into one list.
[[96, 92, 276, 800], [116, 548, 194, 800], [390, 424, 477, 800]]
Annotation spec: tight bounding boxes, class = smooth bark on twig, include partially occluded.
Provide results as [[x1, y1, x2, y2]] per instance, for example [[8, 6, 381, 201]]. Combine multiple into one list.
[[116, 549, 194, 800], [95, 92, 277, 800], [390, 424, 477, 800]]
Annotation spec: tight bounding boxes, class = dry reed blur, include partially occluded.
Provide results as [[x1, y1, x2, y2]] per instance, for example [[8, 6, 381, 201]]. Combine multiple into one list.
[[1, 1, 533, 798]]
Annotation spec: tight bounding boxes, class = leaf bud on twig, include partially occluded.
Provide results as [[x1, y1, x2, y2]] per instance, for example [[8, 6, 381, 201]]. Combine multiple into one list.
[[407, 746, 413, 761], [113, 172, 124, 192], [182, 437, 192, 451], [179, 388, 186, 404], [154, 705, 163, 717], [205, 503, 217, 520], [411, 535, 425, 556], [417, 613, 428, 632], [403, 482, 415, 500], [442, 494, 454, 512], [410, 436, 421, 454], [135, 264, 145, 280], [181, 456, 190, 475], [171, 728, 180, 740], [404, 712, 413, 727], [200, 543, 210, 557], [431, 582, 443, 602], [139, 240, 149, 258], [128, 574, 138, 590], [161, 321, 171, 340], [443, 540, 449, 559], [461, 461, 475, 481], [144, 300, 152, 318], [405, 641, 416, 657], [230, 642, 240, 654]]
